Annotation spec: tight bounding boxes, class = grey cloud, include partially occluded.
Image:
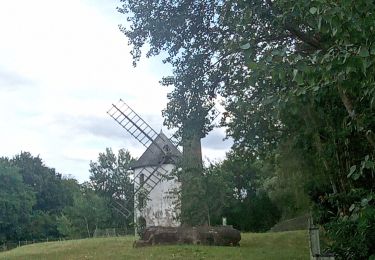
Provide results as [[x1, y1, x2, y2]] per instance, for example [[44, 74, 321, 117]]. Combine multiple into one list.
[[0, 69, 33, 90], [59, 115, 133, 140], [56, 114, 165, 146], [55, 114, 231, 151]]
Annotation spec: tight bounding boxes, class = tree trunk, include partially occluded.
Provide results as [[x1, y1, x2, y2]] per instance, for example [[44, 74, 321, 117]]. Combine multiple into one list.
[[180, 126, 205, 226], [182, 131, 203, 170]]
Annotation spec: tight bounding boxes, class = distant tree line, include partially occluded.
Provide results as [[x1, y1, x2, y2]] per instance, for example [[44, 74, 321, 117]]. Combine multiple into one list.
[[0, 149, 134, 243]]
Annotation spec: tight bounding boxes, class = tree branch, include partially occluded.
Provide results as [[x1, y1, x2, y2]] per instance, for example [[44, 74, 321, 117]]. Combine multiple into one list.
[[284, 24, 323, 50], [265, 0, 323, 50]]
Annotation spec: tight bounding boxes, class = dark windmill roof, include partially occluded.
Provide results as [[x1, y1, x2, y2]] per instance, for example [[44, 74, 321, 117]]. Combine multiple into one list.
[[130, 132, 181, 169]]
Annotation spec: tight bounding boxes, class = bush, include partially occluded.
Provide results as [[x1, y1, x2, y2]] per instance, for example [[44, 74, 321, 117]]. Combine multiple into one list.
[[314, 189, 375, 259], [225, 192, 281, 232]]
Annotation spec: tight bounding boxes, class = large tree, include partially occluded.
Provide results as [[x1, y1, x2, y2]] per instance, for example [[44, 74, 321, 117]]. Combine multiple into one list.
[[11, 152, 73, 214], [224, 2, 375, 257], [119, 0, 224, 225], [89, 148, 134, 228], [60, 187, 111, 238], [9, 152, 76, 240], [118, 1, 375, 257]]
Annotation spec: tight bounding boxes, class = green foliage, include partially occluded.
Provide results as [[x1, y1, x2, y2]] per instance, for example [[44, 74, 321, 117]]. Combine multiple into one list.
[[180, 163, 232, 226], [119, 0, 219, 154], [12, 152, 73, 213], [0, 151, 126, 243], [62, 189, 111, 238], [89, 148, 134, 199], [0, 159, 35, 243], [176, 165, 211, 226], [222, 1, 375, 257], [201, 163, 233, 226], [89, 148, 134, 228], [225, 192, 281, 232], [119, 1, 375, 257], [0, 153, 79, 242], [218, 154, 281, 232], [27, 211, 60, 239], [312, 188, 375, 259], [263, 142, 312, 219], [175, 155, 280, 231], [56, 214, 75, 238]]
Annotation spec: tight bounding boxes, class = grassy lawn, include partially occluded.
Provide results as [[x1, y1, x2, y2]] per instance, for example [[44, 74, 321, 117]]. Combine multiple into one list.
[[0, 230, 309, 260]]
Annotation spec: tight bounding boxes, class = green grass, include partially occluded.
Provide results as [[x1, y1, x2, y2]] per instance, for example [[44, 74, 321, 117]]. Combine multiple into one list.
[[0, 230, 309, 260]]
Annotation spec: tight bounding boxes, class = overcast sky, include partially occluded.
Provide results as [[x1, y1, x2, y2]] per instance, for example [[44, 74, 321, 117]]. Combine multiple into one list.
[[0, 0, 232, 182]]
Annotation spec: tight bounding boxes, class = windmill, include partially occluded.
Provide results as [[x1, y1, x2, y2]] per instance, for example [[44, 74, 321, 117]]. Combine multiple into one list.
[[107, 99, 182, 230]]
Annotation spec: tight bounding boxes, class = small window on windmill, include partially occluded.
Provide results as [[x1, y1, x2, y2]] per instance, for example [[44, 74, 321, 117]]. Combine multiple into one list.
[[163, 144, 171, 153]]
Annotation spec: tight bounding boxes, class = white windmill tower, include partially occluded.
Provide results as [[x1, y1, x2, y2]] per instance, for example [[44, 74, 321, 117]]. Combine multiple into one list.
[[107, 99, 181, 232]]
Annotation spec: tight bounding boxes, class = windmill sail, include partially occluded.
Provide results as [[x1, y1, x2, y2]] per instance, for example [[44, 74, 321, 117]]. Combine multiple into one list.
[[107, 99, 158, 148]]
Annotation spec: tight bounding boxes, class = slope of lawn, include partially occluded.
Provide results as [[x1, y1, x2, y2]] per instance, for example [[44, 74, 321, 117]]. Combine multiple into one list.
[[0, 230, 309, 260]]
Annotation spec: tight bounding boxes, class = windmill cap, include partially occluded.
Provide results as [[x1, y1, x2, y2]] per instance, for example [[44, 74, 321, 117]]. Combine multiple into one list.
[[130, 132, 181, 169]]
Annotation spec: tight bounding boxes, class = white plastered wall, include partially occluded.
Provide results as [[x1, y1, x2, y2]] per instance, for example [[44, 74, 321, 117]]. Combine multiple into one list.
[[134, 164, 180, 227]]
